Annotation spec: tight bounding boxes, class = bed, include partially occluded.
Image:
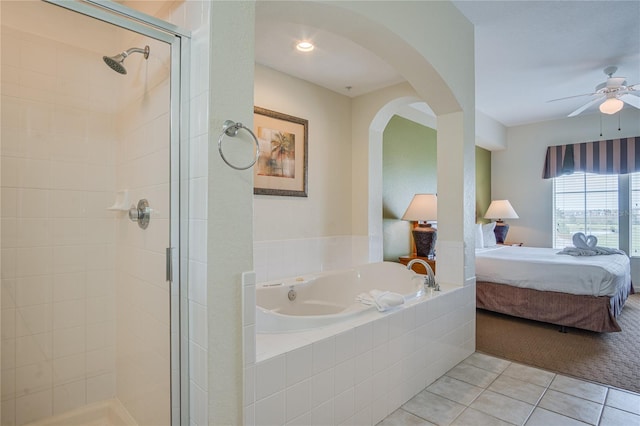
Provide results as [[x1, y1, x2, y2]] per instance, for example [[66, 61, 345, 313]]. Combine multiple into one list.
[[475, 245, 633, 332]]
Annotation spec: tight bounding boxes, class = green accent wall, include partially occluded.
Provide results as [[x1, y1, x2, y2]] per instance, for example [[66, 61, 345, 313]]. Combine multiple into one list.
[[382, 115, 493, 261], [476, 146, 492, 223], [382, 115, 437, 261]]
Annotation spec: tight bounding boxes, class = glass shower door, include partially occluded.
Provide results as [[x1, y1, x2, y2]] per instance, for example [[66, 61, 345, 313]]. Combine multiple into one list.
[[0, 1, 186, 424]]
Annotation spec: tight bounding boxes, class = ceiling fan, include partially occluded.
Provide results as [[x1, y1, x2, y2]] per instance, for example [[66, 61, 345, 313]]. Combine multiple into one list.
[[549, 66, 640, 117]]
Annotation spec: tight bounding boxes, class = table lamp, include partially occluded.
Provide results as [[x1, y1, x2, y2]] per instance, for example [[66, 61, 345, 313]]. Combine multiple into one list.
[[402, 194, 438, 258], [484, 199, 519, 243]]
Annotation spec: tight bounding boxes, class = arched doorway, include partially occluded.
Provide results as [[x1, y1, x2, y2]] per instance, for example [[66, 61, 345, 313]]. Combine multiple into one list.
[[255, 1, 475, 287]]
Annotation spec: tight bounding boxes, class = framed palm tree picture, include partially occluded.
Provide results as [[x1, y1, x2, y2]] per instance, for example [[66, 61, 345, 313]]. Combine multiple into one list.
[[253, 106, 308, 197]]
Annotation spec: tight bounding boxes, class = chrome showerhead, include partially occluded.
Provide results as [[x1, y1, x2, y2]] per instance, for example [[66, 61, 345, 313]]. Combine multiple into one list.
[[103, 54, 127, 74], [103, 45, 150, 75]]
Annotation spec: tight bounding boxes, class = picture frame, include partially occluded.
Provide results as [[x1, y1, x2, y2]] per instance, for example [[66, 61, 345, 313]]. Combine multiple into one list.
[[253, 106, 308, 197]]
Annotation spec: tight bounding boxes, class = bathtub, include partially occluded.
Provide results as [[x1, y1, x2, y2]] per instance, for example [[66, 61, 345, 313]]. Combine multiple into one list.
[[256, 261, 425, 333]]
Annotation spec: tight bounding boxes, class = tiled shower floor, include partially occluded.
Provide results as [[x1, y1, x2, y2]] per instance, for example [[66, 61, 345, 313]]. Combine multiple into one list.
[[377, 352, 640, 426]]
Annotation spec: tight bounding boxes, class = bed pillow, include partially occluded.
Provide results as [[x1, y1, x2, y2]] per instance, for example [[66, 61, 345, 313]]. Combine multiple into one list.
[[482, 222, 497, 247], [475, 223, 484, 249]]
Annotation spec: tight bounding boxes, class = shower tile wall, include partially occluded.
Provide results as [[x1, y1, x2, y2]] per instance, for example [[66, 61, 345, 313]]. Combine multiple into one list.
[[253, 236, 370, 283], [1, 27, 118, 425], [113, 32, 171, 426], [185, 57, 210, 426], [2, 2, 213, 425], [162, 2, 211, 425]]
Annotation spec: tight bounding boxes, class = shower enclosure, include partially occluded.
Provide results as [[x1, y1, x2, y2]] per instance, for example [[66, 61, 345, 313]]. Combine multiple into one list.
[[1, 1, 189, 424]]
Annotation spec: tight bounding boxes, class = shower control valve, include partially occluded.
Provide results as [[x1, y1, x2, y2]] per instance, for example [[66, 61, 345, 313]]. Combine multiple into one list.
[[129, 199, 151, 229]]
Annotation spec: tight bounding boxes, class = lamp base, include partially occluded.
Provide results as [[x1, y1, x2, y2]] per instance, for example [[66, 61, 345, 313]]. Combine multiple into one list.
[[493, 222, 509, 244], [412, 225, 437, 258]]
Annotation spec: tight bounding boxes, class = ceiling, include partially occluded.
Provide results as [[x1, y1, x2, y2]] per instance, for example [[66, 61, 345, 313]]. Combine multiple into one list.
[[254, 1, 640, 128]]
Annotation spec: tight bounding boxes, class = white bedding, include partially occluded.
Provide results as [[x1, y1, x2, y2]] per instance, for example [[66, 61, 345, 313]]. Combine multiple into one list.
[[475, 246, 631, 297]]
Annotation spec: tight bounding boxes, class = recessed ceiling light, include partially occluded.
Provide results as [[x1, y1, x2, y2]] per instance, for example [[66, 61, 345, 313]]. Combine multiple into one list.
[[296, 41, 314, 52]]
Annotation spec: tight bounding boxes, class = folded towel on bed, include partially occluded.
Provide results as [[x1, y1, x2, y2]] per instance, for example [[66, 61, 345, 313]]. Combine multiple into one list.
[[558, 246, 626, 256], [562, 232, 625, 255], [572, 232, 598, 249], [356, 290, 404, 312]]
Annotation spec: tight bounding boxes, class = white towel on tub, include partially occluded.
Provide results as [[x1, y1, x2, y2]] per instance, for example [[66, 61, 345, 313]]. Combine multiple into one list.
[[356, 289, 404, 312]]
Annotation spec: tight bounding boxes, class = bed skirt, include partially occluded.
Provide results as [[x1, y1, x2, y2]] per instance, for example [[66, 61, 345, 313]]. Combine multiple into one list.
[[476, 281, 634, 333]]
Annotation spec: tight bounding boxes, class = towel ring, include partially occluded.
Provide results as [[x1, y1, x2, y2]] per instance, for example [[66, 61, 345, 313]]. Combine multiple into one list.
[[218, 120, 260, 170]]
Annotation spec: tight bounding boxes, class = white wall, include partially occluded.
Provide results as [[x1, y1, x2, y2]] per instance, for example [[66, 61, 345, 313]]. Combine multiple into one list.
[[253, 65, 357, 282], [207, 2, 255, 424], [476, 110, 506, 151], [253, 65, 352, 242], [492, 108, 640, 248]]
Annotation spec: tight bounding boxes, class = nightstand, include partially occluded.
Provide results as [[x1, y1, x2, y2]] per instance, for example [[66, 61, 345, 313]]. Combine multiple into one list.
[[398, 255, 436, 274]]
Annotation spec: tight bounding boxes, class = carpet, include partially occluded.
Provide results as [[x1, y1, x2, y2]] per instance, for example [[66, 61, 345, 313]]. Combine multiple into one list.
[[476, 292, 640, 394]]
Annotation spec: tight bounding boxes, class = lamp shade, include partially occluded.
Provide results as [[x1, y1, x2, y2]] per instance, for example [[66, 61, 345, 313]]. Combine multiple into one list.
[[484, 200, 519, 220], [599, 97, 623, 115], [402, 194, 437, 222]]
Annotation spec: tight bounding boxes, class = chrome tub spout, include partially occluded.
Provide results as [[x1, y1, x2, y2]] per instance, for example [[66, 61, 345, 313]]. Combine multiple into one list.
[[406, 258, 439, 291]]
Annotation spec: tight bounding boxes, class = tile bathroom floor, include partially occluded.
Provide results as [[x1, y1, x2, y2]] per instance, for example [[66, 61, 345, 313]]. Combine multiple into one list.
[[377, 352, 640, 426]]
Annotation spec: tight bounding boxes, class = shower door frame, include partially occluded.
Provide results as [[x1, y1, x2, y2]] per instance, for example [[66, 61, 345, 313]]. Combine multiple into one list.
[[42, 1, 191, 425]]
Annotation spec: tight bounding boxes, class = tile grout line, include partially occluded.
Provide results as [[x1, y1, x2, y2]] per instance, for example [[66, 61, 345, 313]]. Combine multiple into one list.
[[434, 359, 524, 425], [519, 370, 557, 426], [466, 355, 638, 419], [429, 359, 500, 424], [476, 350, 638, 402], [385, 354, 640, 426], [596, 388, 609, 426]]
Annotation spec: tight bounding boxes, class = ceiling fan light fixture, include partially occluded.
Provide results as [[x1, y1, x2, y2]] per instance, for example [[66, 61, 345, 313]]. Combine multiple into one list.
[[599, 97, 624, 115]]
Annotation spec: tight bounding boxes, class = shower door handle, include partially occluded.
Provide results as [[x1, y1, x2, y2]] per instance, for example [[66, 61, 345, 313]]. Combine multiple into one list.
[[166, 247, 174, 282], [129, 199, 151, 229]]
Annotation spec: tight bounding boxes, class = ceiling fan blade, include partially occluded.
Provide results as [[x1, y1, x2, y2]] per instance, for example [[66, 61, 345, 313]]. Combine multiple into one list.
[[625, 84, 639, 95], [567, 96, 604, 117], [620, 94, 640, 109], [547, 93, 596, 103]]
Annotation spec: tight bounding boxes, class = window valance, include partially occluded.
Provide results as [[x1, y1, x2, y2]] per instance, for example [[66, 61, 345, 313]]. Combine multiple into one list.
[[542, 136, 640, 179]]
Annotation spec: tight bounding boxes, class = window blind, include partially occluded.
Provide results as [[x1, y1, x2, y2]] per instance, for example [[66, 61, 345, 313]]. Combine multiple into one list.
[[553, 173, 619, 249], [630, 173, 640, 255]]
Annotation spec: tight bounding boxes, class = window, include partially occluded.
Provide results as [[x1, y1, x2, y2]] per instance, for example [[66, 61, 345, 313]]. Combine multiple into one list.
[[630, 173, 640, 255], [553, 173, 619, 249]]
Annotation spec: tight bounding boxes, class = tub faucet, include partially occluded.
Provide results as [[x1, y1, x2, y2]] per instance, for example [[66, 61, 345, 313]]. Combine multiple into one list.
[[406, 259, 439, 291]]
